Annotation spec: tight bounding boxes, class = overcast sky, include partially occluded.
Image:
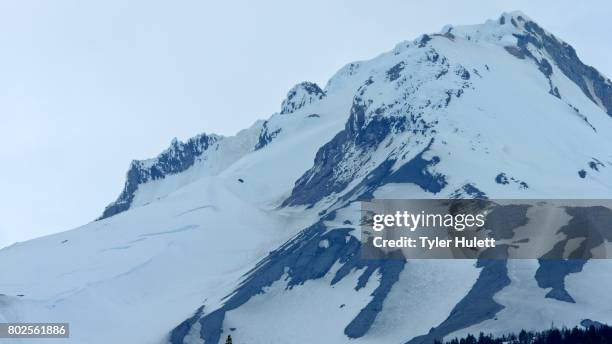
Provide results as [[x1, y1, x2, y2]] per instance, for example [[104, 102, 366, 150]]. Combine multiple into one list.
[[0, 0, 610, 248]]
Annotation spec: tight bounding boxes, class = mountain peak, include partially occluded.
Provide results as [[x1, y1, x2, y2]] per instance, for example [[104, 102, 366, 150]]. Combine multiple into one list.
[[5, 11, 612, 344], [501, 10, 531, 20], [97, 11, 612, 222], [436, 11, 612, 116], [280, 81, 326, 114]]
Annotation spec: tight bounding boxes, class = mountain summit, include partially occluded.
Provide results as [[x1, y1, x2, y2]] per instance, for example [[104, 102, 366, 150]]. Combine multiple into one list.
[[1, 12, 612, 344]]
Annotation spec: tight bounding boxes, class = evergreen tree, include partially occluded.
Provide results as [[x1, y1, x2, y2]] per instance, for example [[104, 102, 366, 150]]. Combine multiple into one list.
[[518, 329, 528, 344], [546, 329, 562, 344], [439, 324, 612, 344], [225, 334, 232, 344]]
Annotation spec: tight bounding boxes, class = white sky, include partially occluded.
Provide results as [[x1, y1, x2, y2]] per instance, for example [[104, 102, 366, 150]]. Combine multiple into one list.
[[0, 0, 610, 248]]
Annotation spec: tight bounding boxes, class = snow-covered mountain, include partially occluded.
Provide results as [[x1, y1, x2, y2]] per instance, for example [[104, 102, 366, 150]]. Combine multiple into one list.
[[2, 11, 612, 344]]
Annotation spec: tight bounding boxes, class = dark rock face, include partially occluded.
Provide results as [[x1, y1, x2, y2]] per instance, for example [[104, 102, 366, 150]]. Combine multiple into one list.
[[486, 204, 531, 240], [387, 62, 406, 81], [380, 141, 447, 193], [535, 259, 584, 303], [407, 205, 533, 344], [504, 46, 525, 59], [451, 184, 487, 199], [536, 206, 612, 303], [343, 255, 405, 338], [509, 19, 612, 116], [419, 34, 432, 48], [282, 86, 443, 207], [254, 121, 281, 150], [456, 66, 470, 80], [406, 258, 511, 344], [495, 173, 510, 185], [168, 213, 406, 344], [169, 306, 205, 343], [495, 173, 529, 189], [280, 82, 326, 114], [281, 44, 470, 208], [588, 159, 604, 171], [98, 134, 219, 220], [281, 95, 398, 207]]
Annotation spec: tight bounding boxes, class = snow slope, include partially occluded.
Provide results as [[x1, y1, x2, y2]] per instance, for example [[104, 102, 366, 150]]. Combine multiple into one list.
[[2, 11, 612, 344]]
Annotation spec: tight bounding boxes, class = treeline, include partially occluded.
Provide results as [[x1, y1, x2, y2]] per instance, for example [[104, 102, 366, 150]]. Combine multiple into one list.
[[437, 324, 612, 344]]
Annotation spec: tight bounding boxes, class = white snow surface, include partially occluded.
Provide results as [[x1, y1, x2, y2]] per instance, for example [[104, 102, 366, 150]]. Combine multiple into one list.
[[2, 11, 612, 344]]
